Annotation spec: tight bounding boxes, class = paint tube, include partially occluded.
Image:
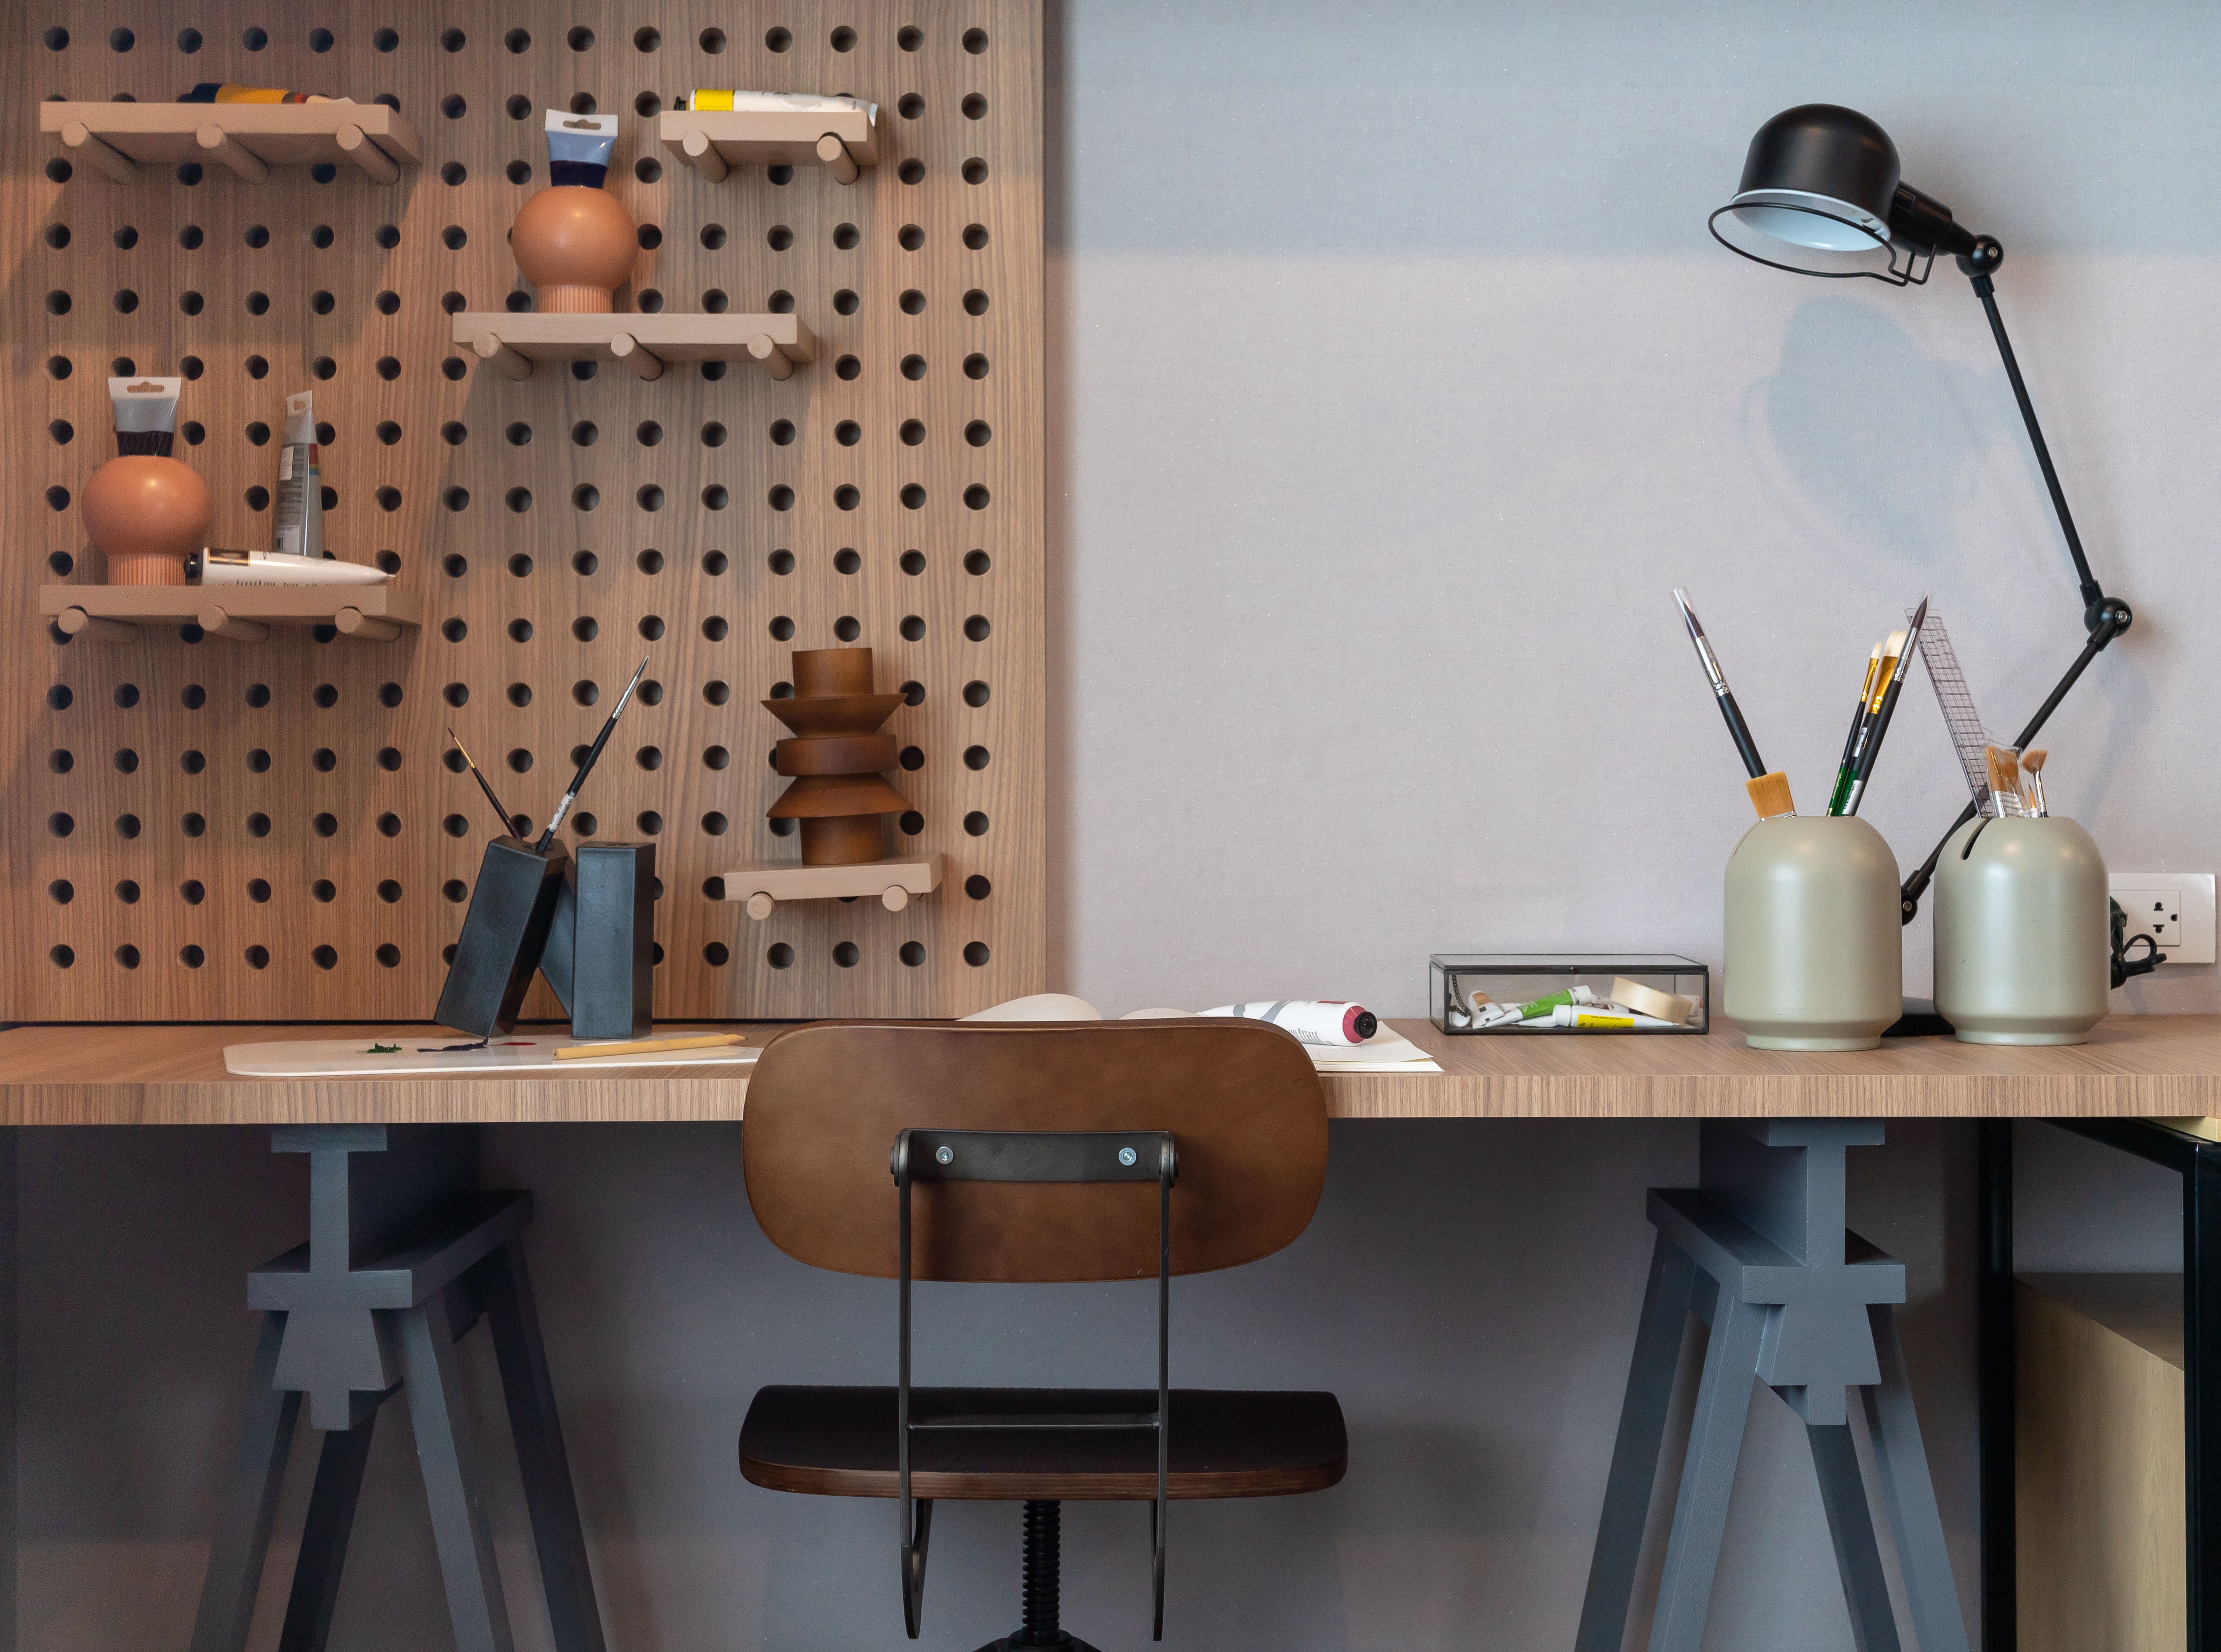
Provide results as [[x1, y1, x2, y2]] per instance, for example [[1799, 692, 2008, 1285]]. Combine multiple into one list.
[[687, 89, 877, 123], [188, 548, 389, 587], [1201, 1001, 1378, 1046], [182, 83, 345, 104], [273, 391, 322, 558], [1516, 985, 1599, 1018], [110, 376, 181, 457], [546, 110, 619, 187]]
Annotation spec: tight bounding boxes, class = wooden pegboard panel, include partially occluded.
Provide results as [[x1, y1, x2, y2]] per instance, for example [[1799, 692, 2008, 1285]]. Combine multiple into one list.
[[0, 0, 1044, 1022]]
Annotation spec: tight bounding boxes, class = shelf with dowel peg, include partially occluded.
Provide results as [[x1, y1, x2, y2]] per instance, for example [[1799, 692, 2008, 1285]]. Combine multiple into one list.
[[39, 584, 420, 644], [36, 102, 421, 185], [719, 855, 942, 920], [657, 107, 879, 183], [451, 312, 818, 382]]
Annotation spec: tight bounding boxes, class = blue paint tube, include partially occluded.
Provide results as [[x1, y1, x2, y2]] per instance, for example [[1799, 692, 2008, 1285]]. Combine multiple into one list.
[[546, 110, 618, 186]]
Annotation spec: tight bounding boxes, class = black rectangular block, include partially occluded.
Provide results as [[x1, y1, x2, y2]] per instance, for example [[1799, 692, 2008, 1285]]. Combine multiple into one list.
[[433, 837, 570, 1036], [542, 843, 656, 1041]]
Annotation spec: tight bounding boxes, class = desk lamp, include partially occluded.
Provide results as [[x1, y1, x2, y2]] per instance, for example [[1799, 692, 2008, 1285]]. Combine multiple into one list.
[[1709, 104, 2136, 924]]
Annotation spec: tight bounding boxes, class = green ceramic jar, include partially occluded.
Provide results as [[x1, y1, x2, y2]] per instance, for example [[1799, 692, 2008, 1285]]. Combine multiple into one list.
[[1725, 816, 1903, 1050], [1933, 815, 2109, 1045]]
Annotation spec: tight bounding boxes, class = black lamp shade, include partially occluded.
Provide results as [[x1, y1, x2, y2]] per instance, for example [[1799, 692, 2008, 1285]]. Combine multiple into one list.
[[1711, 104, 1904, 278]]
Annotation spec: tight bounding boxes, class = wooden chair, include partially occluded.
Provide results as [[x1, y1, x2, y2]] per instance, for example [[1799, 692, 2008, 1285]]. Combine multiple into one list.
[[739, 1018, 1346, 1651]]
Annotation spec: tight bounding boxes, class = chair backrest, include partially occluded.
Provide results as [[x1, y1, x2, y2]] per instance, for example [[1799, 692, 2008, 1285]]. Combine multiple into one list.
[[742, 1019, 1329, 1283]]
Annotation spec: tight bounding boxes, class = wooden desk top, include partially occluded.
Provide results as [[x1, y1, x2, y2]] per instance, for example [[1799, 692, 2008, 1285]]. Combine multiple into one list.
[[0, 1016, 2213, 1126]]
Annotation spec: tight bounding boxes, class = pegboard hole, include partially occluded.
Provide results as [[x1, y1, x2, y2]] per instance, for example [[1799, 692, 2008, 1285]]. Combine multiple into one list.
[[248, 748, 273, 772], [634, 156, 661, 183], [898, 810, 924, 835], [700, 26, 727, 52], [637, 549, 665, 574], [901, 680, 927, 706], [962, 159, 988, 186], [768, 616, 795, 642], [506, 27, 531, 51], [637, 485, 666, 512], [637, 811, 664, 835], [572, 552, 599, 576], [836, 485, 862, 511], [568, 25, 595, 50], [507, 94, 532, 119], [900, 484, 927, 510], [768, 485, 796, 512], [507, 683, 533, 708], [313, 683, 339, 709], [703, 550, 730, 575], [964, 353, 991, 379], [836, 356, 861, 381], [245, 946, 270, 970], [964, 26, 990, 52], [444, 555, 469, 579], [247, 814, 271, 838], [312, 946, 338, 971], [116, 879, 142, 904], [573, 617, 600, 641], [766, 225, 794, 252], [962, 93, 988, 119], [309, 26, 334, 51], [48, 551, 72, 577], [767, 943, 794, 969], [963, 680, 991, 707], [442, 94, 467, 119], [509, 554, 534, 579], [898, 92, 924, 119], [46, 750, 72, 774], [965, 874, 993, 901], [834, 421, 862, 448], [899, 159, 925, 185], [903, 550, 929, 576], [441, 161, 467, 187], [834, 547, 862, 574], [116, 683, 143, 709], [508, 160, 533, 184], [963, 223, 990, 250], [313, 814, 338, 838], [704, 682, 732, 707], [443, 815, 470, 838], [573, 484, 601, 512], [834, 616, 861, 642], [375, 945, 402, 969], [964, 484, 992, 511], [442, 619, 469, 643], [768, 550, 795, 576], [898, 224, 924, 251], [374, 27, 398, 51], [111, 25, 135, 49], [379, 682, 405, 709], [900, 355, 927, 381], [900, 288, 926, 315], [444, 880, 469, 903], [898, 744, 924, 770], [114, 747, 139, 774], [505, 488, 533, 513], [506, 748, 533, 774], [115, 946, 141, 971], [508, 619, 534, 642], [47, 882, 70, 907], [834, 289, 860, 317], [571, 813, 598, 838]]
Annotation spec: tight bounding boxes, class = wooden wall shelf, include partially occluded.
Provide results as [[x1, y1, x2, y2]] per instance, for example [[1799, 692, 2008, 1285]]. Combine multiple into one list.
[[37, 101, 422, 185], [657, 108, 880, 184], [450, 313, 819, 382], [722, 856, 942, 919], [39, 584, 421, 645]]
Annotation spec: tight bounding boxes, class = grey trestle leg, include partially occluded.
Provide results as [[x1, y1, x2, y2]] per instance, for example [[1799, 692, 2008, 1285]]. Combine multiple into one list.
[[188, 1125, 606, 1652], [1575, 1121, 1971, 1652]]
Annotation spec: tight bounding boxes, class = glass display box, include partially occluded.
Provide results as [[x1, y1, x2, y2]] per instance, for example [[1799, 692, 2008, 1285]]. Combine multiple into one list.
[[1428, 953, 1711, 1035]]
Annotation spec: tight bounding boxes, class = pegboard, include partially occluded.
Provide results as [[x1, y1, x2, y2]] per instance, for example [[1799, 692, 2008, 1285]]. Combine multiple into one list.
[[0, 0, 1045, 1022]]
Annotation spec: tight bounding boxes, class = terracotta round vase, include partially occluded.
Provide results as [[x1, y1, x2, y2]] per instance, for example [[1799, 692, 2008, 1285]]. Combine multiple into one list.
[[80, 455, 211, 587], [511, 187, 638, 313]]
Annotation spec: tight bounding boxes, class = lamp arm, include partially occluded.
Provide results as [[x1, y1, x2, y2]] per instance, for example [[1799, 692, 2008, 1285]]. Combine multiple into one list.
[[1967, 270, 2108, 620]]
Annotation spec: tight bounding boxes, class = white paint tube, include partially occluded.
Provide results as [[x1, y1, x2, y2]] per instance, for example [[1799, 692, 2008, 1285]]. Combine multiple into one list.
[[110, 376, 181, 456], [273, 391, 322, 558], [188, 548, 389, 587], [1202, 1001, 1378, 1045], [687, 89, 878, 123]]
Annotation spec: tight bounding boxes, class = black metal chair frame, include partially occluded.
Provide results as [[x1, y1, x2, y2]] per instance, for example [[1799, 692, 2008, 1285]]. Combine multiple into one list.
[[892, 1126, 1178, 1642]]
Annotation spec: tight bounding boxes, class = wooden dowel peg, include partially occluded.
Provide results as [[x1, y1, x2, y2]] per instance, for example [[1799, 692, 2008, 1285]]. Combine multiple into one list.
[[60, 120, 139, 184], [610, 333, 665, 381], [881, 886, 910, 913], [681, 127, 731, 183], [472, 333, 533, 381], [815, 132, 860, 184], [335, 124, 401, 185], [747, 334, 796, 381], [744, 893, 776, 921], [196, 124, 271, 184], [56, 607, 137, 643], [336, 607, 403, 642], [197, 606, 270, 644]]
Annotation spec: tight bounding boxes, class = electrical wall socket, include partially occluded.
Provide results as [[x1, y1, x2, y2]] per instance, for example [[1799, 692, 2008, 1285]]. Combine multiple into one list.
[[2110, 873, 2217, 964]]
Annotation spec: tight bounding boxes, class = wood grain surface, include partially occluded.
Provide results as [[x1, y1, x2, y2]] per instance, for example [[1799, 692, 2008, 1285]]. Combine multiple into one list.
[[4, 0, 1043, 1024], [0, 1016, 2215, 1125]]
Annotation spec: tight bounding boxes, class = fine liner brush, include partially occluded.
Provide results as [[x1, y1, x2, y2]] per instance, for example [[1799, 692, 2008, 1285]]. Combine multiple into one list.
[[533, 655, 650, 851], [447, 727, 518, 836], [1826, 641, 1885, 816], [1829, 630, 1903, 814], [1672, 589, 1795, 818], [1843, 593, 1927, 817]]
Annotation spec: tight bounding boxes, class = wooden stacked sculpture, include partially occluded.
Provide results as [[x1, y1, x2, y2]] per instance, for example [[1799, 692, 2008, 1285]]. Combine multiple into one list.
[[768, 647, 912, 865], [724, 647, 944, 921]]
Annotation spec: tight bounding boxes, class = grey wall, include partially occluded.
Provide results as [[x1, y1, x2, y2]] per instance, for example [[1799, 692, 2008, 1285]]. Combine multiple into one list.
[[1047, 0, 2221, 1018], [19, 3, 2221, 1650]]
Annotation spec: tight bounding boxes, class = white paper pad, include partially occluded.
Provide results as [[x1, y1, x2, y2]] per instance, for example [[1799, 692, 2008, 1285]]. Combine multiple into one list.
[[1305, 1031, 1442, 1074], [224, 1031, 761, 1078]]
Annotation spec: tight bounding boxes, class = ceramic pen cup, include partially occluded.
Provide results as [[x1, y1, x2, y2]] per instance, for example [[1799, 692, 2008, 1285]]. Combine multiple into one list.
[[1724, 815, 1903, 1050], [1932, 815, 2109, 1045]]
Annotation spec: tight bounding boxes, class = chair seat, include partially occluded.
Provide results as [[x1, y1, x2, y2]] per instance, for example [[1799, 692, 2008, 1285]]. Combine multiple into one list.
[[740, 1385, 1347, 1501]]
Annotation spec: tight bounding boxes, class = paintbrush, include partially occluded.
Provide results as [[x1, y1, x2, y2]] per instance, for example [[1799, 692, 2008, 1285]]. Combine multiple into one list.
[[1672, 589, 1769, 780], [2020, 748, 2049, 817], [1832, 630, 1904, 814], [533, 655, 650, 851], [1827, 642, 1885, 816], [1985, 744, 2024, 818], [1843, 594, 1928, 817], [447, 727, 518, 836]]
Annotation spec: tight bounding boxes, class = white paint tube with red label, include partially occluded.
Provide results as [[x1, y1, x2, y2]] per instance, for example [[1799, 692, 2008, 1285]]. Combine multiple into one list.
[[1200, 1001, 1378, 1045]]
